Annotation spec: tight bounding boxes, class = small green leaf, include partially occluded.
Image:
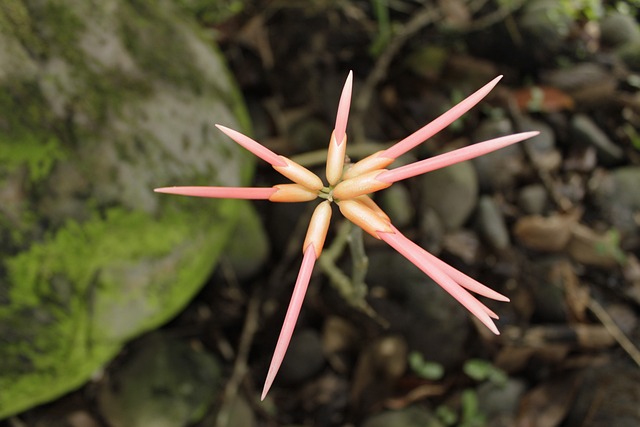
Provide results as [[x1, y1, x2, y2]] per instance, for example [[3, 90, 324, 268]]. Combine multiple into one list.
[[408, 351, 445, 380]]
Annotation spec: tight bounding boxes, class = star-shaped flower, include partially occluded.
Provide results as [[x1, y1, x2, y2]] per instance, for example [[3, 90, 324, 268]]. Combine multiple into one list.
[[155, 72, 539, 400]]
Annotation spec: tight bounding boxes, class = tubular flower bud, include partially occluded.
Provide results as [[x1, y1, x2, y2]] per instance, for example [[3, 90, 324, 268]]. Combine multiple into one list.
[[355, 195, 390, 223], [269, 184, 319, 202], [303, 201, 332, 257], [326, 131, 347, 186], [338, 199, 392, 238], [342, 150, 394, 180], [332, 169, 391, 200], [273, 156, 324, 191]]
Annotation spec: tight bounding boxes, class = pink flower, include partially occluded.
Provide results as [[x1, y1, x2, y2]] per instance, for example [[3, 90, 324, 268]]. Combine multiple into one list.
[[155, 72, 539, 400]]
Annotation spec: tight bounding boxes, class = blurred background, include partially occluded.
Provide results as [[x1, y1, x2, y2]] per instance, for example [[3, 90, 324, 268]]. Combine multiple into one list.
[[1, 0, 639, 426]]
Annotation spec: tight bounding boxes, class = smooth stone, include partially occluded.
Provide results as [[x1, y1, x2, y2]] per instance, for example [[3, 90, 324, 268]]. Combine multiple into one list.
[[419, 207, 445, 255], [478, 379, 527, 422], [564, 365, 640, 427], [361, 406, 442, 427], [476, 196, 510, 251], [224, 201, 270, 280], [518, 184, 548, 215], [279, 329, 326, 385], [618, 41, 640, 71], [519, 0, 575, 55], [513, 213, 578, 252], [521, 118, 561, 172], [540, 63, 617, 106], [590, 166, 640, 236], [567, 224, 624, 268], [367, 251, 470, 368], [98, 333, 222, 427], [600, 12, 640, 47], [472, 118, 525, 191], [380, 184, 415, 228], [420, 159, 479, 230], [571, 114, 623, 165]]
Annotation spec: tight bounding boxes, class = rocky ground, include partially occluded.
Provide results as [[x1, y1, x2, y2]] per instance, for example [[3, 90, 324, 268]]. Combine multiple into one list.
[[3, 0, 640, 426]]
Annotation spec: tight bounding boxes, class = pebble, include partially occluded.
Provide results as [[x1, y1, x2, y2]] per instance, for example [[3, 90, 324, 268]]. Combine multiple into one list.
[[600, 12, 640, 47], [570, 114, 623, 166], [518, 0, 573, 56], [540, 63, 617, 106], [521, 118, 561, 172], [618, 41, 640, 71], [589, 166, 640, 236], [380, 184, 415, 228], [420, 157, 479, 230], [97, 333, 222, 427], [224, 202, 270, 280], [361, 406, 440, 427], [279, 329, 326, 385], [567, 224, 623, 268], [476, 196, 510, 251], [513, 213, 578, 252], [367, 251, 470, 368], [564, 365, 640, 427], [472, 118, 525, 191], [478, 379, 527, 423], [518, 184, 548, 215]]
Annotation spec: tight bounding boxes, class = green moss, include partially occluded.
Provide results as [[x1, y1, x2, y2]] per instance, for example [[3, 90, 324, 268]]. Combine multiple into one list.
[[118, 1, 206, 91], [0, 81, 67, 182], [0, 1, 83, 61], [0, 199, 241, 418]]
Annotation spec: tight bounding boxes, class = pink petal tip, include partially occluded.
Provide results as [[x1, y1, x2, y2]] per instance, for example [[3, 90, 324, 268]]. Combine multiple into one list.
[[215, 124, 287, 167], [381, 75, 504, 160], [262, 245, 317, 400], [333, 70, 353, 146], [154, 186, 277, 200]]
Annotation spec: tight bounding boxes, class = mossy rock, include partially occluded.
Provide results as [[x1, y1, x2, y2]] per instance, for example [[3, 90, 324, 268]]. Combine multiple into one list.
[[0, 0, 253, 418]]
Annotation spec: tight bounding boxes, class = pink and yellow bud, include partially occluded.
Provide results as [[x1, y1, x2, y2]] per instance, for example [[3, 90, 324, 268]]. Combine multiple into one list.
[[338, 199, 392, 238], [342, 151, 394, 180], [269, 184, 319, 202], [273, 156, 324, 191], [355, 195, 390, 223], [303, 201, 332, 257], [326, 130, 347, 186], [332, 169, 391, 200]]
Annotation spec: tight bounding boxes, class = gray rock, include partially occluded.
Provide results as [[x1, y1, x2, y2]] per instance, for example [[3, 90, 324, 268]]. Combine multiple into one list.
[[367, 251, 470, 368], [0, 0, 251, 418], [540, 63, 617, 106], [521, 118, 561, 172], [519, 0, 575, 56], [380, 184, 415, 228], [518, 184, 548, 215], [224, 200, 270, 280], [472, 118, 526, 191], [279, 329, 326, 385], [618, 41, 640, 71], [600, 12, 640, 47], [590, 166, 640, 236], [571, 114, 623, 165], [478, 379, 527, 422], [476, 196, 510, 251], [98, 334, 223, 427], [565, 366, 640, 427], [421, 158, 479, 230], [362, 406, 443, 427]]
